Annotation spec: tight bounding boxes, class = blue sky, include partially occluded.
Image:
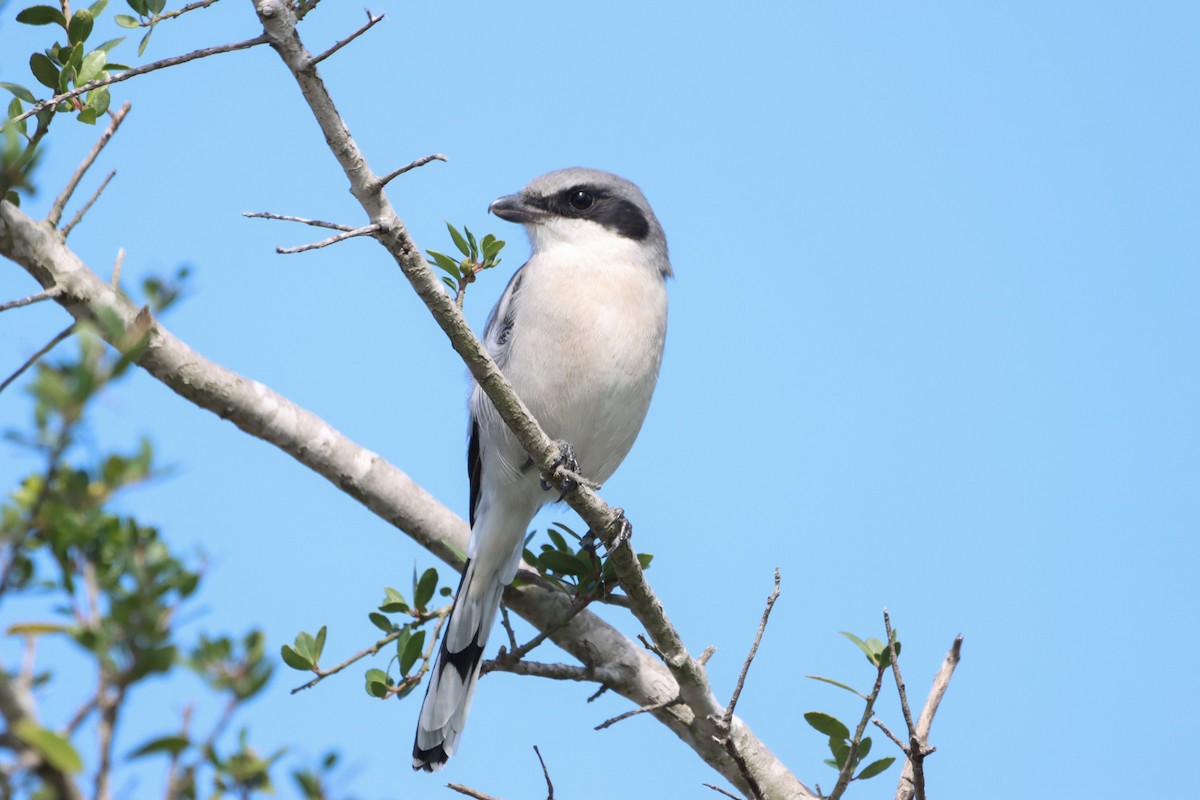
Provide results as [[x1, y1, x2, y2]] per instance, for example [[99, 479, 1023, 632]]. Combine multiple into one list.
[[2, 1, 1198, 798]]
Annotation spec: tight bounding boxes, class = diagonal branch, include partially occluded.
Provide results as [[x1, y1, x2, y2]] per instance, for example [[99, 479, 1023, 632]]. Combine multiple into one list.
[[310, 9, 385, 66], [47, 103, 131, 229], [246, 7, 767, 791], [0, 196, 811, 798], [13, 36, 268, 125]]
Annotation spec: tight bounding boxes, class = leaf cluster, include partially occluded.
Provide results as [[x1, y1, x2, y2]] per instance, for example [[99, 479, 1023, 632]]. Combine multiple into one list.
[[0, 275, 353, 799], [520, 521, 652, 601], [803, 632, 902, 799], [426, 222, 505, 307]]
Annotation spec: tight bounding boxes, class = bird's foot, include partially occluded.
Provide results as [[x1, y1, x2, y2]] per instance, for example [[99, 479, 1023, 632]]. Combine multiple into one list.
[[541, 439, 599, 498], [585, 509, 632, 553], [609, 509, 633, 552]]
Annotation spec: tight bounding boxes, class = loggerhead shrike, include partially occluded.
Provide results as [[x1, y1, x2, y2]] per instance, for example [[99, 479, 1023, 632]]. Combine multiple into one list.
[[412, 168, 672, 771]]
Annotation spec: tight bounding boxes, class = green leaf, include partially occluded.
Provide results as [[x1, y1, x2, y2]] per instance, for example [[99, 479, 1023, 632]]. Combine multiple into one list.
[[78, 50, 107, 85], [379, 586, 408, 613], [840, 631, 879, 664], [803, 711, 850, 741], [114, 14, 140, 28], [441, 276, 456, 292], [138, 28, 153, 57], [464, 226, 479, 260], [538, 549, 588, 578], [280, 644, 312, 671], [29, 53, 60, 91], [829, 738, 850, 769], [68, 9, 95, 44], [805, 674, 865, 697], [368, 611, 393, 633], [400, 629, 425, 675], [95, 37, 126, 53], [447, 222, 470, 258], [77, 107, 97, 124], [547, 527, 569, 552], [13, 720, 83, 774], [414, 567, 438, 610], [128, 734, 190, 759], [89, 0, 110, 17], [482, 237, 505, 259], [636, 552, 654, 570], [313, 625, 327, 662], [427, 249, 461, 278], [90, 86, 110, 116], [855, 757, 896, 780], [857, 736, 872, 761], [364, 668, 389, 698], [17, 5, 68, 26], [0, 83, 37, 103]]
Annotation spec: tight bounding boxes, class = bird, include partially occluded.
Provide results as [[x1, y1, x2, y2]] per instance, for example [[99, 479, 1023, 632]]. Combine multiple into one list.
[[412, 167, 673, 771]]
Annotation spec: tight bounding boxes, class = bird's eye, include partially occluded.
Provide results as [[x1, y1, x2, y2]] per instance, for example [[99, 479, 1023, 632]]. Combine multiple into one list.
[[568, 190, 594, 211]]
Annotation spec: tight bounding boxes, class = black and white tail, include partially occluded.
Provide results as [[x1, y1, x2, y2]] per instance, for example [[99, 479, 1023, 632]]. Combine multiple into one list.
[[411, 557, 506, 771]]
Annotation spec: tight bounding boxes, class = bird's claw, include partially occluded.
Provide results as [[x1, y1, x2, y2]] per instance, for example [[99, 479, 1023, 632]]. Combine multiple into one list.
[[585, 509, 632, 554], [541, 439, 581, 498]]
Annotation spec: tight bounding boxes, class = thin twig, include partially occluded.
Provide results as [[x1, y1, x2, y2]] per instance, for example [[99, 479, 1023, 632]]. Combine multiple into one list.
[[0, 286, 63, 313], [62, 170, 117, 239], [594, 695, 682, 731], [13, 35, 269, 125], [292, 609, 448, 693], [533, 746, 554, 800], [243, 211, 356, 231], [894, 635, 963, 800], [446, 784, 502, 800], [703, 784, 745, 800], [47, 102, 131, 228], [309, 10, 384, 66], [111, 249, 125, 288], [480, 659, 602, 682], [497, 596, 590, 665], [498, 604, 519, 652], [872, 716, 907, 751], [374, 153, 448, 190], [883, 610, 917, 739], [721, 568, 780, 730], [0, 325, 74, 396], [139, 0, 222, 26], [276, 223, 379, 254]]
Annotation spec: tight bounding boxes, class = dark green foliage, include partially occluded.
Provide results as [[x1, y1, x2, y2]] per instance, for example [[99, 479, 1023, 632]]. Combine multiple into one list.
[[521, 521, 652, 601]]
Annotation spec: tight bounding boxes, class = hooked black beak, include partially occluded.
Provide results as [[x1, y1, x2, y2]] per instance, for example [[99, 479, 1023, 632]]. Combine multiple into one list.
[[488, 193, 545, 224]]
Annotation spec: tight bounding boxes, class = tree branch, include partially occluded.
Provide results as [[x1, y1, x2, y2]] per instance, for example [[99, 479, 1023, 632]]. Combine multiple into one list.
[[309, 9, 384, 66], [893, 635, 963, 800], [247, 3, 785, 791], [47, 103, 131, 229], [0, 285, 63, 313], [13, 36, 269, 125]]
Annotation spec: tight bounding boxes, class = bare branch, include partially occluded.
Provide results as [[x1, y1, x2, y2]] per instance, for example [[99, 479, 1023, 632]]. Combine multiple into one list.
[[495, 596, 591, 665], [47, 103, 131, 228], [480, 658, 614, 684], [13, 36, 269, 125], [704, 784, 746, 800], [0, 286, 63, 313], [872, 716, 907, 751], [243, 211, 356, 231], [594, 695, 682, 731], [894, 635, 963, 800], [533, 745, 555, 800], [721, 568, 781, 730], [374, 153, 449, 190], [141, 0, 223, 26], [62, 170, 117, 239], [447, 784, 503, 800], [276, 223, 379, 254], [0, 324, 75, 397], [309, 10, 385, 66]]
